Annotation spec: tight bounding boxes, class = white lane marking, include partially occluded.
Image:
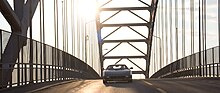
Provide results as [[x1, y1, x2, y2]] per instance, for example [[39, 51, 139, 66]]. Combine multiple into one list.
[[144, 81, 153, 86], [156, 88, 167, 93], [143, 81, 167, 93]]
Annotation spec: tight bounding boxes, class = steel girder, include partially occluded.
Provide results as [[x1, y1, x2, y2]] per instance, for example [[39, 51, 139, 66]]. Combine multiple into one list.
[[96, 0, 158, 78], [0, 0, 40, 88]]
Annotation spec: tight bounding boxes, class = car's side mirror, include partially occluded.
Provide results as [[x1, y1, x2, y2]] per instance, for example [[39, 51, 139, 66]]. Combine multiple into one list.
[[130, 67, 133, 69], [102, 68, 105, 70]]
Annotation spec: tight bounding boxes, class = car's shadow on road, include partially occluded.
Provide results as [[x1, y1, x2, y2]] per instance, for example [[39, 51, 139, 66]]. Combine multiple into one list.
[[104, 80, 134, 88]]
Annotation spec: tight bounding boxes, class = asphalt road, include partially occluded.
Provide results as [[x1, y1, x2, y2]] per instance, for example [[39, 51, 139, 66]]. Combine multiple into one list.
[[34, 78, 220, 93]]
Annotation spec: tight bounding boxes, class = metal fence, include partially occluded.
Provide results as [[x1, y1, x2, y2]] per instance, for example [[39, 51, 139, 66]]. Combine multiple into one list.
[[0, 30, 99, 89], [151, 46, 220, 78]]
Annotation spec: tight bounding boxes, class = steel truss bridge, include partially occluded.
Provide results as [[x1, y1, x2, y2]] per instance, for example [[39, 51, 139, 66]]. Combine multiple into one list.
[[0, 0, 220, 92]]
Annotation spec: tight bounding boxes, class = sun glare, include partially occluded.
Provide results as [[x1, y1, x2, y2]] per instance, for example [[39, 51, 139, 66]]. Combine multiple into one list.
[[78, 0, 97, 18]]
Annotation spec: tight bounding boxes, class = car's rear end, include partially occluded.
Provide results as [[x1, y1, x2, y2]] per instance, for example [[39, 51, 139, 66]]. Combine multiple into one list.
[[103, 69, 132, 83]]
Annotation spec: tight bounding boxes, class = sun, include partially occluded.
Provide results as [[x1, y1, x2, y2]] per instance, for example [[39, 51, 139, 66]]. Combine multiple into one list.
[[78, 0, 98, 19]]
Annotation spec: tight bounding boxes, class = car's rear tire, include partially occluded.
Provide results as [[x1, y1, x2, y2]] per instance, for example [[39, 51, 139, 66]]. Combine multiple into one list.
[[103, 80, 107, 84], [128, 79, 132, 83]]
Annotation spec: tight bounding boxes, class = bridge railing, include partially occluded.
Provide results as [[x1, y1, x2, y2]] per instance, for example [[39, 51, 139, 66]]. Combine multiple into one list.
[[151, 46, 219, 78], [0, 30, 99, 89]]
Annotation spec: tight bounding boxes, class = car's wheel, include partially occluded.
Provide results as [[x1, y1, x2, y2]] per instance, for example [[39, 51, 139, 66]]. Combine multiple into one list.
[[128, 79, 132, 83], [103, 80, 107, 84]]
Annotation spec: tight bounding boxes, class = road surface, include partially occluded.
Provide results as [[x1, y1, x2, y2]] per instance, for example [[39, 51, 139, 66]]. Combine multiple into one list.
[[34, 78, 220, 93]]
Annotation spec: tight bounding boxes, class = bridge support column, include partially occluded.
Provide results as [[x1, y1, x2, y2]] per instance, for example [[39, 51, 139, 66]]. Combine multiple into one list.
[[0, 0, 39, 88]]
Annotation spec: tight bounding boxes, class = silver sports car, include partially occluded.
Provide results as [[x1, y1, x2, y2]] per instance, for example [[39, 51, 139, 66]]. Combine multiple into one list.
[[103, 64, 132, 84]]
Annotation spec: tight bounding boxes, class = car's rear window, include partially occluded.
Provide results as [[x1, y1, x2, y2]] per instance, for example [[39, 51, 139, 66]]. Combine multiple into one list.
[[107, 65, 128, 70]]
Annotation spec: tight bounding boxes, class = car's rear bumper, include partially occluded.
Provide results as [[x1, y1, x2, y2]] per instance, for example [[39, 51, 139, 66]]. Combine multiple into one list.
[[103, 75, 132, 81]]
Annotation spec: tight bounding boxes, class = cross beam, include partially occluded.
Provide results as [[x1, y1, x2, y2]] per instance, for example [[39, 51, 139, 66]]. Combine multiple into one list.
[[97, 0, 158, 78]]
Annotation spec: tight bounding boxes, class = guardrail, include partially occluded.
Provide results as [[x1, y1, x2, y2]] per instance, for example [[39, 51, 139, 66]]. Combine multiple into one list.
[[0, 30, 99, 89], [151, 46, 219, 78]]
